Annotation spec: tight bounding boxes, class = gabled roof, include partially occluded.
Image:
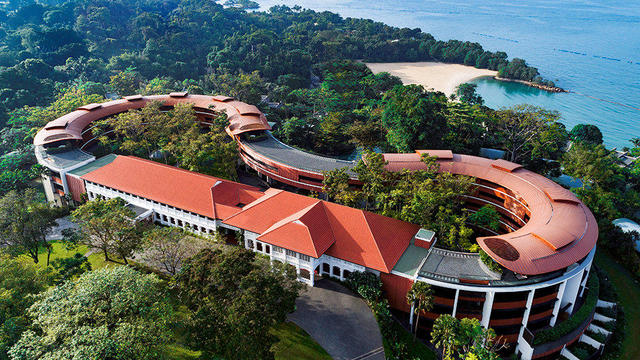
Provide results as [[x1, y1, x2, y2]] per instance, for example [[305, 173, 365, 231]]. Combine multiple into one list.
[[223, 189, 319, 234], [257, 202, 335, 258], [81, 156, 262, 219], [224, 190, 419, 272], [322, 202, 420, 273]]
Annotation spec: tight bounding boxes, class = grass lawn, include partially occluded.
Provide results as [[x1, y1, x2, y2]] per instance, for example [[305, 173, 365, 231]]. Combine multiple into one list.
[[18, 240, 88, 267], [162, 321, 330, 360], [595, 251, 640, 360], [271, 321, 332, 360], [382, 321, 437, 360]]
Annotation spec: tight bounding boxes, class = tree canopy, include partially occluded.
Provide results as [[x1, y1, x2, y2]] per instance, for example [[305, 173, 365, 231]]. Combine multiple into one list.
[[174, 248, 303, 359], [8, 267, 172, 360]]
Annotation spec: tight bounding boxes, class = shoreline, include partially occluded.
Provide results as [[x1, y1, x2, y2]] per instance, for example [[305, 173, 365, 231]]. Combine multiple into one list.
[[365, 61, 565, 95], [365, 61, 497, 97], [493, 77, 566, 93]]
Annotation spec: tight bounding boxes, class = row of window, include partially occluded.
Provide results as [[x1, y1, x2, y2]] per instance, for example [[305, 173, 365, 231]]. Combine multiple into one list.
[[87, 182, 215, 222], [87, 184, 216, 235]]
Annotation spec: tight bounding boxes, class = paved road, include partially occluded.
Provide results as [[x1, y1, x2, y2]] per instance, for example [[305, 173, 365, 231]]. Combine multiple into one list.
[[46, 216, 78, 241], [288, 279, 385, 360]]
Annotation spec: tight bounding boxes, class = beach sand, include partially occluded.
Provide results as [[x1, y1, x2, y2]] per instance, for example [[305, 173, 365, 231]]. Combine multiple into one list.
[[365, 62, 498, 97]]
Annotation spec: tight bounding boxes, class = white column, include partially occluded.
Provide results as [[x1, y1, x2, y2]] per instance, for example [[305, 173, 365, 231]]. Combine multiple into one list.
[[550, 281, 567, 326], [518, 289, 536, 342], [409, 303, 415, 328], [481, 291, 495, 328], [562, 268, 585, 314], [579, 268, 590, 297], [452, 289, 460, 318]]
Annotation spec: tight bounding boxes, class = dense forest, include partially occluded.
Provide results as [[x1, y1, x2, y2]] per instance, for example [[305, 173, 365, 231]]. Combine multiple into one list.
[[0, 0, 550, 124]]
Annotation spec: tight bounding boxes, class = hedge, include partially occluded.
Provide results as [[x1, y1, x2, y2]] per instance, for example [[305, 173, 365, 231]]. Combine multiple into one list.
[[533, 273, 599, 345]]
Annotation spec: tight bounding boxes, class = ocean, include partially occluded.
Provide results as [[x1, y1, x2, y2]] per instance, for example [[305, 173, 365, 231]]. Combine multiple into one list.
[[256, 0, 640, 149]]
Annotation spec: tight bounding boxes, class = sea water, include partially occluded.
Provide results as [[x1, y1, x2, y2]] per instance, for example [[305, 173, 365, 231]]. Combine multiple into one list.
[[256, 0, 640, 148]]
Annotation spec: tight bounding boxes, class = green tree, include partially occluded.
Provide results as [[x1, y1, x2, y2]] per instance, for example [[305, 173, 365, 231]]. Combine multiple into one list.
[[492, 104, 567, 164], [456, 83, 484, 106], [468, 205, 501, 232], [8, 267, 172, 360], [175, 248, 302, 359], [70, 197, 145, 264], [562, 142, 621, 188], [109, 69, 141, 96], [381, 84, 448, 152], [443, 103, 493, 154], [0, 189, 58, 265], [569, 124, 603, 145], [431, 314, 459, 360], [347, 120, 384, 150], [175, 113, 239, 180], [0, 255, 51, 359], [322, 167, 361, 207], [431, 315, 503, 360], [140, 227, 205, 276], [406, 282, 434, 339]]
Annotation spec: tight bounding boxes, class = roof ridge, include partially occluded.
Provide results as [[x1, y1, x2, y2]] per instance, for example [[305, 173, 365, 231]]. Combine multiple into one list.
[[260, 201, 321, 235], [317, 201, 338, 256], [124, 156, 258, 190], [362, 210, 390, 273]]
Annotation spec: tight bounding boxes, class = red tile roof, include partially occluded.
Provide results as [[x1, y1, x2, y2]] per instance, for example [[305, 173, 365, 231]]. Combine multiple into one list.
[[225, 189, 419, 272], [81, 156, 263, 219], [257, 202, 335, 258]]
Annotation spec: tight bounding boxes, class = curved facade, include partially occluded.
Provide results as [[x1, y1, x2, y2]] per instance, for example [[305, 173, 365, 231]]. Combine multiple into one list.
[[34, 94, 598, 359]]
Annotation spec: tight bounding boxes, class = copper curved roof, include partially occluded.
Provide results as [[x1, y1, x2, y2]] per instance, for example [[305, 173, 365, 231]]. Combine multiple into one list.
[[33, 94, 271, 146], [382, 152, 598, 276]]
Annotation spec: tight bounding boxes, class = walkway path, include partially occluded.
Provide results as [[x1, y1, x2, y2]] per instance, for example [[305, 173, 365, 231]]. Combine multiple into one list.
[[288, 279, 385, 360]]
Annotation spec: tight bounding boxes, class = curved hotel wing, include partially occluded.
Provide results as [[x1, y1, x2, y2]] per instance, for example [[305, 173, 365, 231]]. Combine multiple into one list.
[[34, 94, 598, 359]]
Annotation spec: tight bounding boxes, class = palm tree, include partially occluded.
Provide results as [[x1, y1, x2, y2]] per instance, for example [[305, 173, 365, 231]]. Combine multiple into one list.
[[631, 137, 640, 149], [406, 281, 434, 340], [431, 314, 459, 360]]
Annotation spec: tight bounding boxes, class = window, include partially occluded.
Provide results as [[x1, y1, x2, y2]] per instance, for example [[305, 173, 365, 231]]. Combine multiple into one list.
[[273, 246, 283, 253], [285, 249, 296, 257], [300, 254, 310, 262], [299, 268, 311, 280], [256, 242, 263, 252], [333, 266, 341, 276], [343, 270, 352, 278], [322, 263, 330, 274], [265, 245, 270, 254], [247, 240, 254, 249]]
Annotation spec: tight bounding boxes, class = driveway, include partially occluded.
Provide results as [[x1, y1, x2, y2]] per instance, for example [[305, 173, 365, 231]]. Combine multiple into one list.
[[46, 216, 78, 241], [288, 279, 385, 360]]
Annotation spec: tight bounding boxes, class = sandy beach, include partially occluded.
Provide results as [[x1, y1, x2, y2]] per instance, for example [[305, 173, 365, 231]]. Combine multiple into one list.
[[365, 62, 498, 97]]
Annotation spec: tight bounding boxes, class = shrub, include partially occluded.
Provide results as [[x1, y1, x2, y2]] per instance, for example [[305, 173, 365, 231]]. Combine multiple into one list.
[[479, 249, 503, 274], [344, 271, 383, 304], [585, 329, 607, 343], [534, 273, 599, 345]]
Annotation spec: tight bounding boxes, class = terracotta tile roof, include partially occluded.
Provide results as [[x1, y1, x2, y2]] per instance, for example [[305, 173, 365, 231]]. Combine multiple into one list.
[[224, 190, 419, 272], [81, 156, 262, 219], [257, 202, 335, 258]]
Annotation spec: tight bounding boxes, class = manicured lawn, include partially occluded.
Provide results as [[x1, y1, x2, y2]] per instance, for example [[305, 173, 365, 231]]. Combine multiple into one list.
[[86, 252, 121, 270], [271, 321, 332, 360], [382, 321, 437, 360], [18, 240, 88, 267], [595, 251, 640, 360], [161, 321, 330, 360]]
